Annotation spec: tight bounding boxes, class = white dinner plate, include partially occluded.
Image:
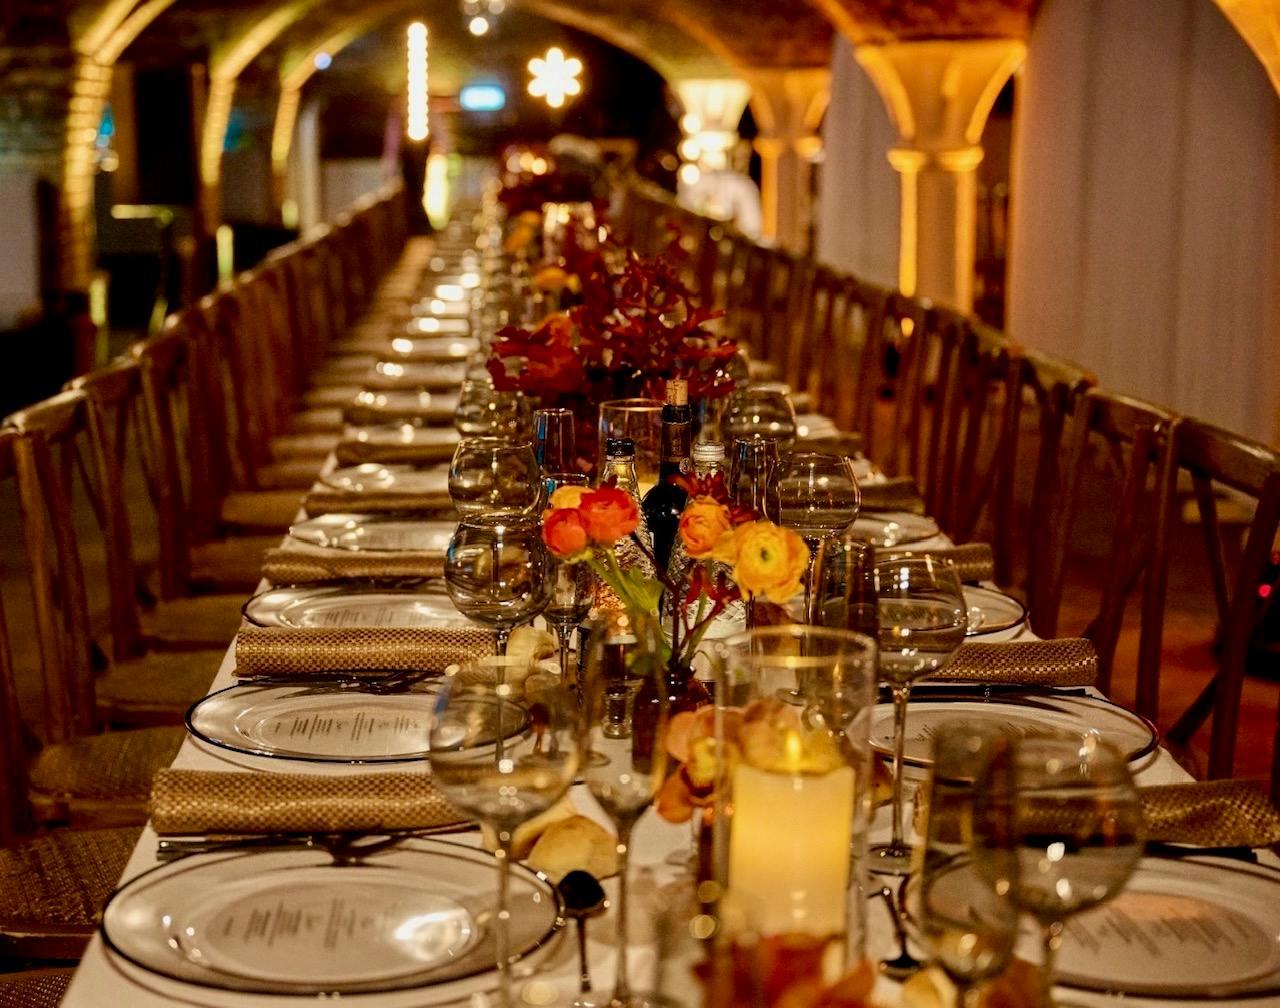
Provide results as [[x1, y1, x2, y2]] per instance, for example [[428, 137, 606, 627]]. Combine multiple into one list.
[[321, 463, 451, 495], [1053, 856, 1280, 998], [344, 423, 461, 450], [243, 584, 465, 627], [187, 683, 439, 764], [101, 840, 561, 997], [288, 515, 456, 553], [345, 389, 460, 423], [848, 511, 940, 547], [868, 691, 1158, 768], [387, 334, 478, 360], [963, 585, 1027, 638]]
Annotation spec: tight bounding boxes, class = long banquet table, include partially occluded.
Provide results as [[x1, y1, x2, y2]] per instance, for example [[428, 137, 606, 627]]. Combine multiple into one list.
[[57, 228, 1276, 1008]]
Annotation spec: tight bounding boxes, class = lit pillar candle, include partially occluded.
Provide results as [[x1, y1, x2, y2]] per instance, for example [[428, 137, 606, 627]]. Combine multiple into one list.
[[728, 732, 855, 937]]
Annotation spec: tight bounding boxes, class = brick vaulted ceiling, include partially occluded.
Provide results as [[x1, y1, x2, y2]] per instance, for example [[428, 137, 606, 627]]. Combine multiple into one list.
[[40, 0, 1039, 95]]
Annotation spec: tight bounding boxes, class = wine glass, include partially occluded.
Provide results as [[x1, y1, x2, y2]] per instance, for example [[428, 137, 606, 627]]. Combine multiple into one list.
[[448, 437, 543, 517], [577, 614, 670, 1008], [730, 436, 779, 517], [444, 513, 553, 654], [724, 383, 798, 455], [429, 655, 580, 1006], [810, 530, 878, 637], [770, 452, 862, 548], [904, 724, 1019, 1008], [547, 555, 594, 683], [973, 735, 1144, 1008], [455, 376, 531, 436], [598, 399, 663, 492], [872, 556, 968, 874]]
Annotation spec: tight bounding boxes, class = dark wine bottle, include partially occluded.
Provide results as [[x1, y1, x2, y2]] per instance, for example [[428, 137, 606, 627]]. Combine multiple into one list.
[[640, 378, 692, 572]]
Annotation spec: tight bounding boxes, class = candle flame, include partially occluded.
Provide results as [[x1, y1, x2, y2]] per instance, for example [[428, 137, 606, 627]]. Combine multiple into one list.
[[783, 729, 804, 771]]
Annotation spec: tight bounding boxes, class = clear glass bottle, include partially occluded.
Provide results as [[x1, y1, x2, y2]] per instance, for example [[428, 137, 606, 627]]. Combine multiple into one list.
[[593, 436, 656, 614]]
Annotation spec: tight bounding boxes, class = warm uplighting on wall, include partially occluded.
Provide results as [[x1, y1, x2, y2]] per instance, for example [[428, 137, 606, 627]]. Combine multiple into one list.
[[528, 47, 582, 109], [406, 22, 430, 142]]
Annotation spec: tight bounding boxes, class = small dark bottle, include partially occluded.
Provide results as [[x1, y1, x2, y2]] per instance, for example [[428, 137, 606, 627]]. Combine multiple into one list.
[[632, 660, 711, 773], [640, 378, 692, 573]]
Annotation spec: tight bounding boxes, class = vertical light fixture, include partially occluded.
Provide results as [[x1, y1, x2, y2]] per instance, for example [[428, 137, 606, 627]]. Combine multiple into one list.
[[406, 21, 430, 142]]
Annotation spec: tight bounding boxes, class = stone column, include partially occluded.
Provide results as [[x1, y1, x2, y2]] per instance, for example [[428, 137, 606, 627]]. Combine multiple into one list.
[[855, 39, 1023, 308], [746, 67, 830, 252], [1214, 0, 1280, 95]]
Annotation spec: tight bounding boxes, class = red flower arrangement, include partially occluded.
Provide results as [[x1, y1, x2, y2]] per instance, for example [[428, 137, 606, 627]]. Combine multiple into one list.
[[487, 244, 738, 472]]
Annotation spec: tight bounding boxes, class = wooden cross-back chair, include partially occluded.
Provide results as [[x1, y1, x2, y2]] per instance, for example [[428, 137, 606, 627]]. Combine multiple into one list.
[[1041, 388, 1181, 699], [131, 320, 280, 596], [7, 389, 223, 728], [853, 290, 927, 472], [720, 232, 773, 361], [755, 248, 813, 380], [1153, 419, 1280, 790], [68, 359, 246, 654], [1016, 348, 1097, 619]]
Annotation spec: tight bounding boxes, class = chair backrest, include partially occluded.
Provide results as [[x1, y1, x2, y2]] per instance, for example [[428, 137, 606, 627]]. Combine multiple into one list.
[[0, 430, 35, 845], [1156, 418, 1280, 787], [858, 291, 928, 472], [6, 392, 102, 743], [1042, 388, 1181, 699]]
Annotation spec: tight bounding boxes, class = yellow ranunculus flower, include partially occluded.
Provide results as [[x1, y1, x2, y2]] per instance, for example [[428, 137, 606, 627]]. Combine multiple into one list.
[[533, 265, 570, 292], [718, 520, 809, 603], [549, 485, 589, 510]]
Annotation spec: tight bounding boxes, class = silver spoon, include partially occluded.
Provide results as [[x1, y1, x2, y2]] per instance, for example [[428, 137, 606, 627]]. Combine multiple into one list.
[[558, 870, 607, 996], [877, 884, 922, 980]]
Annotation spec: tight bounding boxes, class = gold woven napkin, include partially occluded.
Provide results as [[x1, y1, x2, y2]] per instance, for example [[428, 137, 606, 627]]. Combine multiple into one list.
[[1141, 779, 1280, 848], [261, 546, 445, 585], [150, 769, 467, 835], [933, 638, 1098, 687], [859, 477, 926, 516], [882, 543, 994, 584], [335, 439, 458, 466], [302, 489, 455, 518], [234, 626, 495, 678]]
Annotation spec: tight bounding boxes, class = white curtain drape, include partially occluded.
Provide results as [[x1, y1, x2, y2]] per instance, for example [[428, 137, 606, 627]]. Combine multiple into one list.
[[1008, 0, 1280, 445], [814, 39, 900, 289]]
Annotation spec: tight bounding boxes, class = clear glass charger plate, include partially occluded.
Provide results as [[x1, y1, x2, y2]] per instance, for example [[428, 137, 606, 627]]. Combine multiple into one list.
[[868, 691, 1157, 768], [1049, 855, 1280, 999], [100, 840, 562, 997], [344, 423, 461, 449], [963, 585, 1027, 638], [321, 463, 450, 494], [347, 389, 460, 421], [403, 316, 473, 336], [848, 511, 940, 547], [186, 682, 440, 764], [287, 516, 457, 553], [243, 584, 465, 628], [372, 361, 468, 390]]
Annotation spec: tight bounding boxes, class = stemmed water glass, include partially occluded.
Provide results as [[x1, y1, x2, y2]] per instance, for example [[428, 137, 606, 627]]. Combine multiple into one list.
[[724, 383, 798, 455], [872, 556, 968, 874], [972, 735, 1144, 1007], [444, 513, 553, 654], [904, 724, 1020, 1008], [428, 655, 580, 1007], [770, 452, 862, 548], [576, 615, 669, 1008], [448, 437, 543, 517]]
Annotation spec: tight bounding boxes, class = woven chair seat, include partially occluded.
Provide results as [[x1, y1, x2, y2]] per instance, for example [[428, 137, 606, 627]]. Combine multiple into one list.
[[29, 726, 183, 826], [189, 534, 275, 593], [94, 649, 223, 726], [219, 489, 303, 532], [270, 431, 340, 461], [141, 593, 245, 651], [255, 456, 326, 490], [0, 968, 75, 1006]]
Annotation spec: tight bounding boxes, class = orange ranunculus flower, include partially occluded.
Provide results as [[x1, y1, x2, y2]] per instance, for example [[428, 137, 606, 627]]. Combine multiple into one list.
[[679, 496, 733, 559], [549, 485, 589, 510], [577, 485, 639, 544], [721, 520, 810, 603], [542, 507, 589, 558]]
